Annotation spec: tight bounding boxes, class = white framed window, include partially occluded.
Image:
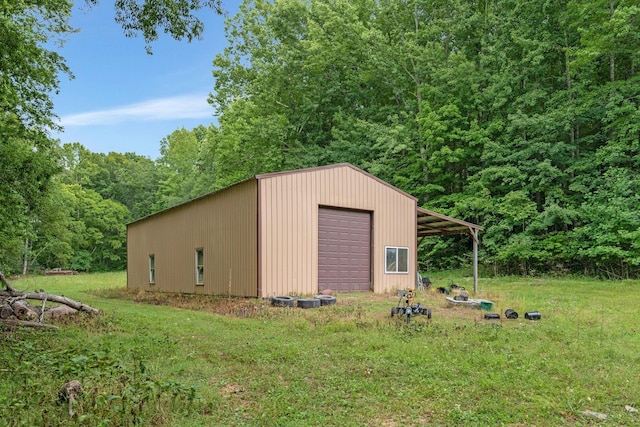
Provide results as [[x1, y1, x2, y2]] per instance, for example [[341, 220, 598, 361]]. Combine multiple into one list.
[[385, 246, 409, 274], [149, 254, 155, 284], [195, 248, 204, 285]]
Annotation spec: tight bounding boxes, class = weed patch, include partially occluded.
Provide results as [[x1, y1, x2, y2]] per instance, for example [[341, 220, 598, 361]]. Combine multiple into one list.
[[0, 326, 200, 426]]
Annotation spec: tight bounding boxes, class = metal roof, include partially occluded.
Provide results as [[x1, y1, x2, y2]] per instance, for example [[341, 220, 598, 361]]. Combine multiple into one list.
[[417, 207, 483, 239]]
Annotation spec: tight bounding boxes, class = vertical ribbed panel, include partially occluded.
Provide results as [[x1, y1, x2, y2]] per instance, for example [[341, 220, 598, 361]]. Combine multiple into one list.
[[127, 179, 258, 296], [259, 165, 415, 296], [128, 164, 416, 298]]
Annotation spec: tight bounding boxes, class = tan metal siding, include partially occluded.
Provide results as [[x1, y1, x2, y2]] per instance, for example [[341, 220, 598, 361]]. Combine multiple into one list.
[[127, 179, 258, 296], [259, 165, 415, 295]]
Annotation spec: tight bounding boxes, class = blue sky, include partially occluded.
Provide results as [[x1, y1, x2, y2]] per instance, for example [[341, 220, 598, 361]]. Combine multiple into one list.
[[52, 1, 240, 159]]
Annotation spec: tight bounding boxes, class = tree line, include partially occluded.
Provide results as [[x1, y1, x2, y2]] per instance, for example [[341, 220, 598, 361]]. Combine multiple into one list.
[[206, 0, 640, 278], [2, 0, 639, 278]]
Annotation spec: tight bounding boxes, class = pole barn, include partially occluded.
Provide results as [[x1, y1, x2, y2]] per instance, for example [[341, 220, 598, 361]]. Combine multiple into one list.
[[127, 164, 482, 297]]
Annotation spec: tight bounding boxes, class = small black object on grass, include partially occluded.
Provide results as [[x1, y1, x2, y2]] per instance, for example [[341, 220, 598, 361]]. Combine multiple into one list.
[[271, 296, 295, 307], [524, 311, 541, 320], [484, 312, 500, 320], [297, 298, 321, 309], [504, 309, 519, 319], [313, 295, 337, 306]]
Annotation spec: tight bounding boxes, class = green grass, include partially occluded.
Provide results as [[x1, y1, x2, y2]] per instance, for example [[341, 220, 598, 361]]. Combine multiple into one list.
[[2, 272, 639, 426]]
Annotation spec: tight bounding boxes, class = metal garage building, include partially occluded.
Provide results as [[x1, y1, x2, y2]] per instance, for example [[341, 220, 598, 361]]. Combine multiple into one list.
[[127, 163, 482, 297]]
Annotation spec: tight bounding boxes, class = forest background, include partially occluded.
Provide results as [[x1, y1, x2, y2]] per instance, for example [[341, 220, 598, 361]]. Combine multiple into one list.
[[2, 0, 639, 279]]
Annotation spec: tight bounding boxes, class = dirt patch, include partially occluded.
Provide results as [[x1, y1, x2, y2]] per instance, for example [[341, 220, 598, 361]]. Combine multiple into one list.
[[100, 288, 489, 323], [435, 304, 486, 321], [218, 382, 245, 396], [98, 288, 268, 317]]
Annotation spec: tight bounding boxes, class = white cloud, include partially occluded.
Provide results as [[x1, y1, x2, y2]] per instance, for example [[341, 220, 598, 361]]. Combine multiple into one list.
[[60, 94, 212, 126]]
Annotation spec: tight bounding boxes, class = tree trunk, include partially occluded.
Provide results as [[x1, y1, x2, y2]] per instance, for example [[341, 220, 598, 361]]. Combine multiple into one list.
[[0, 304, 13, 319], [609, 1, 615, 83], [43, 305, 78, 319], [0, 319, 59, 330], [0, 290, 99, 315], [1, 271, 99, 315], [11, 300, 39, 321], [23, 238, 29, 276]]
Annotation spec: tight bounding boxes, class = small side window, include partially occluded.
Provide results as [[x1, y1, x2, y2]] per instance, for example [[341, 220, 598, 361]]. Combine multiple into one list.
[[149, 254, 155, 284], [195, 248, 204, 285], [385, 246, 409, 274]]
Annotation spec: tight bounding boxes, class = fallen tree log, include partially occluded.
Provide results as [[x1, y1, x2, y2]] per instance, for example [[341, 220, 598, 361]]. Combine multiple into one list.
[[0, 290, 100, 315], [0, 304, 13, 319], [43, 305, 78, 319], [1, 271, 99, 315], [0, 319, 59, 330], [11, 299, 39, 320]]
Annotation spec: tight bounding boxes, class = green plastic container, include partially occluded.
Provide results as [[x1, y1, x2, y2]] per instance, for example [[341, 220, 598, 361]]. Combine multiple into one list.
[[479, 301, 493, 311]]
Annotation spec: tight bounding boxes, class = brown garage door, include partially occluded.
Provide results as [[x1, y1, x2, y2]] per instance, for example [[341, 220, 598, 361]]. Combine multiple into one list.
[[318, 207, 371, 292]]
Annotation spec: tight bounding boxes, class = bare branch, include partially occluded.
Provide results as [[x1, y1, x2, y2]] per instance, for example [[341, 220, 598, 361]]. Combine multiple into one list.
[[0, 319, 59, 330], [0, 290, 99, 315], [0, 272, 17, 293]]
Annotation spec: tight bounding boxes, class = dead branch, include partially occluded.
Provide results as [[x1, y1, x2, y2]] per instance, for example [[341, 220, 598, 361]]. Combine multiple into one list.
[[39, 295, 47, 323], [0, 319, 59, 330], [0, 290, 99, 315], [0, 271, 17, 292], [0, 271, 99, 330]]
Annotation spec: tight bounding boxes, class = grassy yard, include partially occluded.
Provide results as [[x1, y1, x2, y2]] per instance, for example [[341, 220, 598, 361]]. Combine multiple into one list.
[[1, 272, 639, 426]]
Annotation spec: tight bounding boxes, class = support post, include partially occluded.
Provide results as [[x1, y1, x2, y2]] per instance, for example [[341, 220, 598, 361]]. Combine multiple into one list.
[[473, 229, 479, 294]]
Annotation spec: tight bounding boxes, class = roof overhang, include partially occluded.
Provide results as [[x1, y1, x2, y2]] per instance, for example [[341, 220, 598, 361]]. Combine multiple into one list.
[[417, 207, 483, 240]]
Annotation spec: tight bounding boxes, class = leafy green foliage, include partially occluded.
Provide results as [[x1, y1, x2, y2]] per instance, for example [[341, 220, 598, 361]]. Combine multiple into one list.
[[0, 327, 199, 426], [154, 126, 214, 209], [109, 0, 224, 53], [64, 185, 130, 271], [572, 168, 640, 277], [2, 0, 639, 277], [202, 0, 640, 277], [0, 1, 72, 273], [0, 0, 224, 273], [59, 143, 162, 220], [0, 134, 61, 272], [0, 0, 72, 131]]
